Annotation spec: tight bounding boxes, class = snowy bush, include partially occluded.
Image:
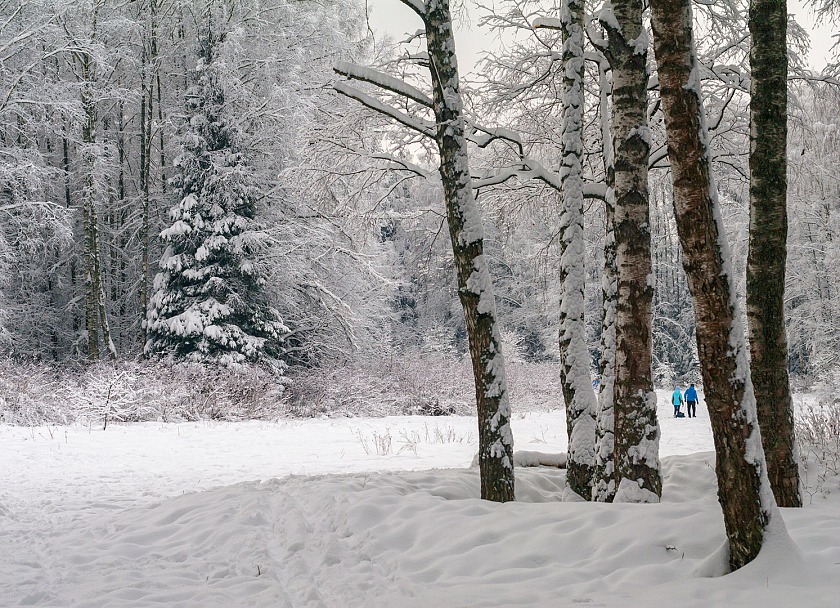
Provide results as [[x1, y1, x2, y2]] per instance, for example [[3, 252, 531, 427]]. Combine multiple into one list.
[[280, 357, 470, 418], [280, 357, 565, 418], [0, 360, 284, 426], [797, 396, 840, 501], [0, 361, 69, 425], [0, 356, 566, 425]]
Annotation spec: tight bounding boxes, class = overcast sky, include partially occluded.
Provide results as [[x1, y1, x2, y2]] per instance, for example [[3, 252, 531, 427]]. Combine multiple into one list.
[[367, 0, 836, 76]]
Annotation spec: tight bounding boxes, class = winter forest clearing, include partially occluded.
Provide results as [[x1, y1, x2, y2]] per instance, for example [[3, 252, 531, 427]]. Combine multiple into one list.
[[2, 392, 839, 607], [2, 0, 840, 605]]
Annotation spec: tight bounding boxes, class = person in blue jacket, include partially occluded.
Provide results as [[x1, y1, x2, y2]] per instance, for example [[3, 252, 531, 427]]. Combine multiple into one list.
[[671, 386, 683, 417], [684, 383, 698, 418]]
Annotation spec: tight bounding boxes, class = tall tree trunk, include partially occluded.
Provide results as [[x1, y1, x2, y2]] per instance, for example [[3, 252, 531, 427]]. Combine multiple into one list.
[[92, 203, 116, 360], [594, 58, 617, 503], [139, 45, 149, 350], [747, 0, 801, 507], [117, 100, 128, 328], [649, 0, 784, 570], [81, 54, 100, 361], [83, 202, 99, 360], [62, 134, 80, 345], [140, 0, 163, 353], [602, 0, 662, 503], [558, 0, 598, 501], [422, 0, 515, 502], [79, 0, 115, 361]]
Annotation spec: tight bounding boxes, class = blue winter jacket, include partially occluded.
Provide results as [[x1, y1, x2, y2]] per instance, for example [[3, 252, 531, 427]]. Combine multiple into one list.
[[672, 389, 683, 405], [685, 386, 698, 402]]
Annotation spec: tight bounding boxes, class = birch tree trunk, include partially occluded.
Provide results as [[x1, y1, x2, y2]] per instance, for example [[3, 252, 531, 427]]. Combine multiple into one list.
[[594, 59, 617, 503], [558, 0, 598, 501], [139, 0, 160, 353], [423, 0, 515, 502], [79, 0, 115, 361], [81, 52, 100, 361], [139, 36, 151, 351], [602, 0, 662, 503], [649, 0, 784, 570], [747, 0, 801, 508]]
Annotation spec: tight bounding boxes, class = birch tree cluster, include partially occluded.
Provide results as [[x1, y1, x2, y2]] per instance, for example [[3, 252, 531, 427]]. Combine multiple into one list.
[[328, 0, 837, 570]]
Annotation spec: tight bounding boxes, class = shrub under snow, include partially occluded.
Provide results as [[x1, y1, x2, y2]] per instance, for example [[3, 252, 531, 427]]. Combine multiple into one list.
[[797, 392, 840, 501], [280, 357, 565, 418], [0, 357, 567, 426], [0, 360, 284, 426]]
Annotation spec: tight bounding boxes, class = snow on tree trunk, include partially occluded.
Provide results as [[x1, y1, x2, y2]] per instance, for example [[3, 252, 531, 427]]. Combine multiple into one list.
[[594, 59, 617, 503], [602, 0, 662, 503], [424, 0, 515, 502], [747, 0, 801, 508], [139, 13, 154, 354], [80, 2, 116, 362], [558, 0, 598, 502], [649, 0, 785, 570]]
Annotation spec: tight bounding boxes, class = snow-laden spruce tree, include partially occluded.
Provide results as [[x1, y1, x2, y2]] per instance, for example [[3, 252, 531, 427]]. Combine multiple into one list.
[[144, 32, 287, 366]]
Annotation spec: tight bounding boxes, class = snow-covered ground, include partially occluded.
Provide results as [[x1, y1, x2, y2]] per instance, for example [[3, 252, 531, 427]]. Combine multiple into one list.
[[1, 391, 838, 606]]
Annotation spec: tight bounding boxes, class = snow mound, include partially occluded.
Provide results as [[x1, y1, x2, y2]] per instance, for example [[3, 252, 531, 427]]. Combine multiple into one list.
[[3, 457, 839, 607]]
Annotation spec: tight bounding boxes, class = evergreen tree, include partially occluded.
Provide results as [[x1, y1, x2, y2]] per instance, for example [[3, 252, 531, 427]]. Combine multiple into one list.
[[144, 33, 287, 366]]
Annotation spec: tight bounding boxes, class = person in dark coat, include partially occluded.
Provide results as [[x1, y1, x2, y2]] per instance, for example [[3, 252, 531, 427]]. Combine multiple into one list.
[[684, 383, 698, 418]]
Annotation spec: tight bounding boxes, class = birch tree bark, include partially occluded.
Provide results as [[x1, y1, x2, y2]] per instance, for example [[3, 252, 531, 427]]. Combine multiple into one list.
[[139, 0, 161, 353], [558, 0, 598, 501], [594, 59, 617, 503], [649, 0, 785, 570], [601, 0, 662, 503], [78, 0, 115, 361], [425, 0, 514, 502], [747, 0, 801, 508]]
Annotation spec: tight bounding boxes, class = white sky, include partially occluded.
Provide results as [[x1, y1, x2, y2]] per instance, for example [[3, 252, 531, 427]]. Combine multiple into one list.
[[367, 0, 836, 75]]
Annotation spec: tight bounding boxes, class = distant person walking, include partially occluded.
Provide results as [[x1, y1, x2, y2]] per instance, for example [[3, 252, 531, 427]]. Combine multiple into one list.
[[671, 386, 683, 417], [685, 383, 698, 418]]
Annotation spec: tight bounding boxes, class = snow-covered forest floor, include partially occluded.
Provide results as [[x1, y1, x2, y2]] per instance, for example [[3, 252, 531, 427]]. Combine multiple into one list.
[[1, 390, 839, 607]]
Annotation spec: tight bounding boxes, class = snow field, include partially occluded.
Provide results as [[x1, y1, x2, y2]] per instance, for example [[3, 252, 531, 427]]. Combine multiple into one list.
[[1, 391, 838, 607]]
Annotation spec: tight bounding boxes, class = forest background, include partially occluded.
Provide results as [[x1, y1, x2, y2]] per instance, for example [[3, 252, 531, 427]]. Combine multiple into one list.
[[0, 0, 838, 418]]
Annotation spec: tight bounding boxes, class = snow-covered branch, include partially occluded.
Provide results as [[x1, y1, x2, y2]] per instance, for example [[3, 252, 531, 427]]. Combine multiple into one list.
[[468, 124, 523, 155], [333, 81, 435, 138], [371, 153, 433, 179], [334, 61, 434, 108], [396, 0, 429, 20], [582, 183, 608, 201], [532, 17, 563, 30]]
